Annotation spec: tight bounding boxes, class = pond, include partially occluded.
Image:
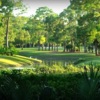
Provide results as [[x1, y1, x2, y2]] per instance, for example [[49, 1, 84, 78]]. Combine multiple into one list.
[[2, 58, 75, 70], [1, 54, 79, 69], [32, 55, 76, 67]]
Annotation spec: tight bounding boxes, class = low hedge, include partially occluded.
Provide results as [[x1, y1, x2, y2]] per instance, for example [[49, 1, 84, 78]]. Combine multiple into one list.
[[0, 65, 100, 100], [0, 69, 81, 100]]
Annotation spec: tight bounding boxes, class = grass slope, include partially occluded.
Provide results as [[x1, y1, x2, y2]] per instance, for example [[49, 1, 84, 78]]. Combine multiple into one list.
[[0, 55, 42, 68]]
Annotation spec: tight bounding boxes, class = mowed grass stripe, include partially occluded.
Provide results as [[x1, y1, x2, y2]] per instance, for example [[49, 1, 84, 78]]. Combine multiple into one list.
[[0, 55, 42, 67]]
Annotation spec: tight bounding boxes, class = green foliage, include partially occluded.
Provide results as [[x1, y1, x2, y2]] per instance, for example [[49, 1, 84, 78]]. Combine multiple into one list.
[[9, 44, 19, 55], [0, 0, 99, 53], [80, 66, 100, 100], [66, 44, 74, 52], [0, 0, 23, 15], [17, 30, 30, 43], [0, 69, 81, 100], [34, 64, 81, 74], [0, 27, 4, 46], [35, 6, 54, 21], [40, 35, 46, 44], [0, 45, 18, 56], [0, 47, 5, 54], [0, 0, 24, 48], [0, 65, 100, 100]]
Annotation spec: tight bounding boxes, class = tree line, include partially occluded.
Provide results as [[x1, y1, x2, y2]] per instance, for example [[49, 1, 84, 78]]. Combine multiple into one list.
[[0, 0, 100, 55]]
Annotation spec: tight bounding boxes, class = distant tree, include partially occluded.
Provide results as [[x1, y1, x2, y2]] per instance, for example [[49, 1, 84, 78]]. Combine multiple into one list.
[[35, 6, 56, 51], [34, 6, 54, 21], [59, 7, 78, 52], [40, 35, 46, 50], [24, 16, 46, 50], [44, 14, 58, 51], [69, 0, 100, 53], [16, 30, 30, 49]]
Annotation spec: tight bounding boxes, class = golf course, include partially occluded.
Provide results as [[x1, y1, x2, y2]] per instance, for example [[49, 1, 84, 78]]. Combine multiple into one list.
[[1, 47, 100, 69], [0, 0, 100, 100]]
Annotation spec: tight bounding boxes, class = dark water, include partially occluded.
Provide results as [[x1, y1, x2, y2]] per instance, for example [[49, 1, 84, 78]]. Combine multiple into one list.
[[32, 55, 76, 67], [1, 56, 76, 69]]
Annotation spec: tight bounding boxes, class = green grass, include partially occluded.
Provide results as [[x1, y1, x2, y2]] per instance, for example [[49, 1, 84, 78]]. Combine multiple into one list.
[[0, 54, 42, 68]]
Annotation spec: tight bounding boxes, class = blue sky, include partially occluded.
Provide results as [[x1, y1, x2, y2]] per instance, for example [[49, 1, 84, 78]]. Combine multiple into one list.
[[21, 0, 70, 16]]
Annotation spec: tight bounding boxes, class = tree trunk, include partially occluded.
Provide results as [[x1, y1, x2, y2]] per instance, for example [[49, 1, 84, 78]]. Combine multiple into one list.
[[21, 43, 24, 50], [95, 44, 98, 56], [48, 43, 50, 51], [63, 41, 66, 52], [93, 39, 99, 56], [51, 43, 53, 51], [57, 44, 58, 52], [45, 46, 47, 51], [5, 16, 9, 49], [83, 40, 87, 53], [45, 43, 47, 51], [38, 41, 40, 51], [84, 44, 87, 53], [42, 44, 44, 51], [54, 44, 56, 51]]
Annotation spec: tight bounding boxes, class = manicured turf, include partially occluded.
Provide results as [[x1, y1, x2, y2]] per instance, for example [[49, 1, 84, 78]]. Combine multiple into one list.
[[0, 54, 42, 68]]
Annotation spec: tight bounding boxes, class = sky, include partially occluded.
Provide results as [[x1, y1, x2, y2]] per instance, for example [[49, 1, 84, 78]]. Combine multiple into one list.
[[21, 0, 70, 16]]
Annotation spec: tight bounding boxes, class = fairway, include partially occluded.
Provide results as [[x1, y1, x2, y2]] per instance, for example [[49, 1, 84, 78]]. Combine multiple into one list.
[[0, 1, 100, 100]]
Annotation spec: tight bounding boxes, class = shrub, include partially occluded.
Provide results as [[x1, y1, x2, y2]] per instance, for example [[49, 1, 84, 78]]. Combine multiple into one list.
[[0, 47, 5, 55], [80, 66, 100, 100], [0, 65, 100, 100], [0, 44, 18, 56], [0, 69, 81, 100]]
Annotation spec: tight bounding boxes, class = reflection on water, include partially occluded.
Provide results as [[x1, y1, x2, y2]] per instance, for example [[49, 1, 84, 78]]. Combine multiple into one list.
[[1, 59, 74, 70], [42, 60, 73, 67]]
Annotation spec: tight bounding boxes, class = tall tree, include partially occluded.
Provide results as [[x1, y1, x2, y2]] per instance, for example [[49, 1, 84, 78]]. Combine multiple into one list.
[[24, 16, 46, 50], [16, 30, 30, 49], [34, 6, 54, 21], [34, 6, 56, 50], [70, 0, 100, 53], [44, 14, 58, 51], [60, 7, 78, 52], [0, 0, 24, 48]]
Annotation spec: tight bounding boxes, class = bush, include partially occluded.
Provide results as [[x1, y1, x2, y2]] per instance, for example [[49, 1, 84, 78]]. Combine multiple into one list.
[[0, 47, 5, 55], [80, 66, 100, 100], [0, 65, 100, 100], [0, 45, 18, 56], [0, 69, 81, 100]]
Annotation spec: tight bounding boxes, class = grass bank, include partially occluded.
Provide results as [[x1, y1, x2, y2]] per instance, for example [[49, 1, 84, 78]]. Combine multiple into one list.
[[0, 55, 42, 68]]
